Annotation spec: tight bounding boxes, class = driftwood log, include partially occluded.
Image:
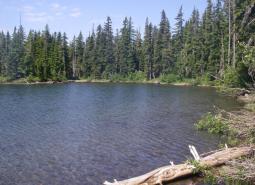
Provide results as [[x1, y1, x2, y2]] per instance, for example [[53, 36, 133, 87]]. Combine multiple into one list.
[[104, 146, 253, 185]]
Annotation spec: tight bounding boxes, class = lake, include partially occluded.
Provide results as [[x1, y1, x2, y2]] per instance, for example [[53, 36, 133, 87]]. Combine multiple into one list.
[[0, 83, 242, 185]]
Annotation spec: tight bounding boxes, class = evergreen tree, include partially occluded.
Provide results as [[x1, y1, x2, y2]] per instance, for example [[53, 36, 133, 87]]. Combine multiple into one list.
[[70, 36, 77, 79], [83, 31, 95, 78], [8, 28, 16, 78], [134, 30, 143, 71], [104, 17, 115, 77], [154, 10, 172, 77], [173, 6, 184, 60], [0, 1, 254, 86], [23, 30, 35, 77], [143, 18, 154, 79], [76, 32, 84, 77], [94, 25, 106, 78], [0, 31, 11, 77], [114, 29, 121, 74], [119, 17, 135, 74]]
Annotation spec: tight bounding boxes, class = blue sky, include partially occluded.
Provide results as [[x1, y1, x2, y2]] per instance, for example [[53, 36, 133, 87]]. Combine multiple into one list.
[[0, 0, 207, 38]]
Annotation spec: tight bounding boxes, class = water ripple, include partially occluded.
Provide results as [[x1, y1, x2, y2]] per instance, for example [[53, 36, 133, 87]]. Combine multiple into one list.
[[0, 84, 242, 185]]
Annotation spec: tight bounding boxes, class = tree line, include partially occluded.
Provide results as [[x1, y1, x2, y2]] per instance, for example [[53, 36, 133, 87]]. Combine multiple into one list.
[[0, 0, 254, 87]]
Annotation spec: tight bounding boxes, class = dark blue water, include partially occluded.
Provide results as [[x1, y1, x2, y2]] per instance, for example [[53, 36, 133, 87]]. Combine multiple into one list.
[[0, 83, 242, 185]]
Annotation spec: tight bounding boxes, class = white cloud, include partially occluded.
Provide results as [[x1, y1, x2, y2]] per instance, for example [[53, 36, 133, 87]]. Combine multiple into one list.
[[20, 2, 82, 23], [21, 5, 53, 23], [69, 8, 81, 18], [51, 3, 61, 9], [50, 3, 67, 16]]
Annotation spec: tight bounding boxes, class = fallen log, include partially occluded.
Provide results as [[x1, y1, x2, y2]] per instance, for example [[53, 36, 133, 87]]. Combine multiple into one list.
[[104, 146, 253, 185]]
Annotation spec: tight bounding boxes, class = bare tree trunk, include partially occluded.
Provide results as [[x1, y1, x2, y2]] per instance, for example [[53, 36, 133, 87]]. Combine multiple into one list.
[[72, 44, 77, 79], [228, 0, 232, 66], [63, 50, 66, 77], [104, 146, 253, 185], [220, 33, 225, 77], [150, 60, 152, 80], [232, 0, 236, 68]]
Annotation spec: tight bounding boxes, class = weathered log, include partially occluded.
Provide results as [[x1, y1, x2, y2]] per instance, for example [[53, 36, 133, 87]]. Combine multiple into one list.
[[103, 146, 253, 185]]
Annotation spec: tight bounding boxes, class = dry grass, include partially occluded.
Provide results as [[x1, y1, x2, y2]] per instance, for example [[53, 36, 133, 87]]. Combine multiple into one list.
[[214, 93, 255, 184], [219, 155, 255, 184]]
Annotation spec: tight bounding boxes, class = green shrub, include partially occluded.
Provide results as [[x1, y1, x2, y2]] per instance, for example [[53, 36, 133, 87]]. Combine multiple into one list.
[[56, 75, 67, 82], [27, 75, 41, 83], [109, 73, 126, 82], [195, 73, 213, 86], [182, 78, 200, 86], [195, 112, 229, 135], [188, 159, 218, 184], [126, 71, 146, 81], [223, 67, 243, 87], [109, 72, 146, 82], [241, 43, 255, 85], [159, 74, 180, 83], [0, 76, 9, 83]]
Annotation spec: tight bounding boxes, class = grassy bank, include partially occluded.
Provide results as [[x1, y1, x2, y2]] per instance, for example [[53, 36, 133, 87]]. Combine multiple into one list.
[[0, 72, 252, 90], [195, 93, 255, 184]]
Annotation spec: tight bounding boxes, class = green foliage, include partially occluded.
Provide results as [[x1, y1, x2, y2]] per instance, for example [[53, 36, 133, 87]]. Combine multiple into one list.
[[0, 1, 254, 87], [159, 74, 180, 83], [109, 72, 146, 82], [109, 73, 125, 82], [241, 43, 255, 84], [0, 76, 9, 83], [188, 159, 218, 184], [196, 112, 241, 147], [223, 67, 243, 88], [195, 73, 213, 86], [27, 75, 41, 83], [195, 112, 229, 135], [188, 160, 209, 174], [126, 71, 146, 81]]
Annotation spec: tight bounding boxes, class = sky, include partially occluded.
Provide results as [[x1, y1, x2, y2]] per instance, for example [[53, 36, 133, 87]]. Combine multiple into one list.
[[0, 0, 207, 39]]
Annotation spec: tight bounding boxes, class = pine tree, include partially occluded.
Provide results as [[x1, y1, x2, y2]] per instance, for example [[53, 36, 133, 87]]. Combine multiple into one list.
[[114, 29, 121, 74], [154, 10, 172, 77], [119, 17, 135, 74], [23, 30, 35, 77], [201, 0, 215, 75], [173, 6, 184, 60], [134, 30, 143, 71], [62, 32, 69, 78], [0, 32, 5, 76], [83, 31, 95, 78], [9, 26, 25, 79], [70, 36, 77, 79], [0, 1, 254, 86], [34, 31, 44, 80], [76, 32, 84, 77], [0, 31, 10, 77], [41, 24, 51, 80], [94, 24, 106, 78], [143, 18, 154, 79], [104, 17, 115, 77]]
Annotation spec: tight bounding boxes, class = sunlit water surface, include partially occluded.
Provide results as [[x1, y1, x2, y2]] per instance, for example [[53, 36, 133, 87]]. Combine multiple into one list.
[[0, 83, 242, 185]]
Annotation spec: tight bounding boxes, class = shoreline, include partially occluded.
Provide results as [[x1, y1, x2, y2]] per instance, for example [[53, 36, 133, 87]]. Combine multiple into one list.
[[195, 92, 255, 184], [0, 79, 214, 88]]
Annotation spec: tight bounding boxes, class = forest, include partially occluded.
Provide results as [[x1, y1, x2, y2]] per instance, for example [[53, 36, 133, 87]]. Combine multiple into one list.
[[0, 0, 254, 87]]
